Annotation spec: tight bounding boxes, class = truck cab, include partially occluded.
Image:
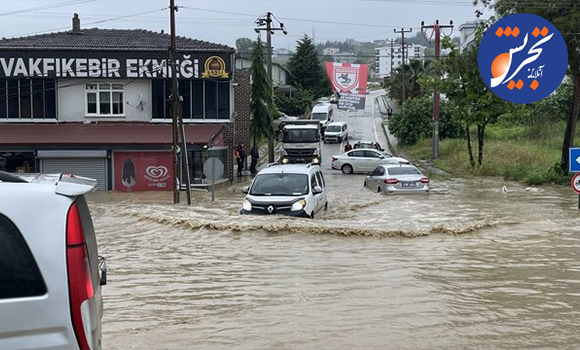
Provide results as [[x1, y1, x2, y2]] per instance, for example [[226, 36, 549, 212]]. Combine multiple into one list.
[[278, 121, 322, 165]]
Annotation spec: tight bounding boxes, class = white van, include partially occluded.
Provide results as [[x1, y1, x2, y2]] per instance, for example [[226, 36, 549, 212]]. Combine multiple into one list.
[[324, 121, 348, 143], [241, 163, 328, 219], [310, 103, 334, 133]]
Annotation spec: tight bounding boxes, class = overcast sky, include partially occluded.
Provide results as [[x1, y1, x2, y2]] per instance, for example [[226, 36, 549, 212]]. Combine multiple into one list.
[[1, 0, 488, 49]]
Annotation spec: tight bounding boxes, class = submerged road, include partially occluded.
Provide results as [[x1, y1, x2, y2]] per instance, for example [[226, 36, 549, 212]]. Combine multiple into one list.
[[92, 91, 580, 349]]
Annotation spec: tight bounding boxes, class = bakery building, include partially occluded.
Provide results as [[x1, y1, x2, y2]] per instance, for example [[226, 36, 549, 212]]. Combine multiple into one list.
[[0, 15, 251, 191]]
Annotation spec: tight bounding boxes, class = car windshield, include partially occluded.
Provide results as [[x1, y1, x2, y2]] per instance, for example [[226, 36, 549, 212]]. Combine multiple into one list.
[[250, 174, 309, 196], [282, 129, 319, 143], [354, 143, 373, 149], [325, 125, 341, 132], [387, 167, 421, 175], [311, 113, 328, 121]]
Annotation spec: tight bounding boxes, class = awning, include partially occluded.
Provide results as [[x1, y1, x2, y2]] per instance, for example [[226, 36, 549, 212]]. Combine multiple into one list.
[[0, 123, 224, 146]]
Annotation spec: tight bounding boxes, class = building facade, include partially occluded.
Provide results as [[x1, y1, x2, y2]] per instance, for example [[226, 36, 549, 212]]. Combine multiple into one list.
[[459, 20, 483, 52], [375, 43, 427, 78], [0, 16, 251, 191]]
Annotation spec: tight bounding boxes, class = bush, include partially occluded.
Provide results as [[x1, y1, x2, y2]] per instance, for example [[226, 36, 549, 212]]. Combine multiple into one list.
[[389, 96, 462, 145]]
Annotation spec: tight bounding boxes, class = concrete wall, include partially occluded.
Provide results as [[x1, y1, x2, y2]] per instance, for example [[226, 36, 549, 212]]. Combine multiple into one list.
[[57, 79, 152, 122]]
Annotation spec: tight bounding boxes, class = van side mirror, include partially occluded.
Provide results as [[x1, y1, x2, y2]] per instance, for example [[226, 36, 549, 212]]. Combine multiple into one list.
[[313, 186, 323, 194], [242, 186, 249, 194]]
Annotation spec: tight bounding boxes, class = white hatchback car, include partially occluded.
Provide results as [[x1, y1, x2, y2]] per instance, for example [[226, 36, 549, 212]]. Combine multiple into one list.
[[241, 163, 328, 218], [0, 172, 106, 350], [331, 149, 409, 174], [324, 121, 348, 143]]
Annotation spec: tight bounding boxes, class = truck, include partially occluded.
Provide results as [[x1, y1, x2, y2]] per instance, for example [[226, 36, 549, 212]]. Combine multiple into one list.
[[277, 120, 322, 165]]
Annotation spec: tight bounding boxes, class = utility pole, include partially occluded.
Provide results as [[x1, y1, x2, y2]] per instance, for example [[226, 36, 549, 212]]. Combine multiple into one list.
[[255, 12, 287, 163], [169, 0, 192, 204], [421, 19, 453, 159], [393, 28, 412, 103]]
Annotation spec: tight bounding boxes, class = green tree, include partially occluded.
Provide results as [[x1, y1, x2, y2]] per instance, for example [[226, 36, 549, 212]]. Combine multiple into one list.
[[235, 37, 255, 54], [249, 38, 275, 149], [475, 0, 580, 171], [287, 35, 331, 98]]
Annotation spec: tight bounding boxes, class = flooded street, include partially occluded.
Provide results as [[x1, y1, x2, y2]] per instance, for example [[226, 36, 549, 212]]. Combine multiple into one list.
[[91, 93, 580, 349]]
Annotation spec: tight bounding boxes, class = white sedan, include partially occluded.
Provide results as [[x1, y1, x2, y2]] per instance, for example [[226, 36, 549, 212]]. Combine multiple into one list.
[[331, 149, 410, 174]]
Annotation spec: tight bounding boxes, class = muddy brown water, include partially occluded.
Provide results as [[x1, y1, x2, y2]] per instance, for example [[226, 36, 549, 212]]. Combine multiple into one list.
[[89, 172, 580, 349]]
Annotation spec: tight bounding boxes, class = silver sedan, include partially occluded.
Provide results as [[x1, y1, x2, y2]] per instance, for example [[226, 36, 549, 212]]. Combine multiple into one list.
[[364, 164, 430, 194], [331, 149, 409, 174]]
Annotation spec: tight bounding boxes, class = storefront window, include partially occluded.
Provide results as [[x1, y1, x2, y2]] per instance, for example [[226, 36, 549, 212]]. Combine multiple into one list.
[[152, 79, 231, 122], [0, 79, 56, 121], [181, 148, 228, 185], [0, 152, 36, 173]]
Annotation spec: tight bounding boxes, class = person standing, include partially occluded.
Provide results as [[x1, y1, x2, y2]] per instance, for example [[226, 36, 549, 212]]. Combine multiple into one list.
[[344, 140, 352, 153], [250, 145, 259, 175], [236, 143, 246, 177]]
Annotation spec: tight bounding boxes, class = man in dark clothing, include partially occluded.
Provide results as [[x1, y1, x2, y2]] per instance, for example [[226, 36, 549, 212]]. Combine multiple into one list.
[[236, 143, 246, 177], [250, 146, 259, 175], [344, 140, 352, 153]]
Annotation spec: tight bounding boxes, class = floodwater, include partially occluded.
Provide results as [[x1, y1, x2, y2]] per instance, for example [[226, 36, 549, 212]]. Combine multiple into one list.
[[91, 92, 580, 349], [90, 175, 580, 349]]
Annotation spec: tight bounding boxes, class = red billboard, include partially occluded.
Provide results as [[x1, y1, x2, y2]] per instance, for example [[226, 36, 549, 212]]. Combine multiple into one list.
[[325, 62, 369, 110], [114, 151, 173, 192]]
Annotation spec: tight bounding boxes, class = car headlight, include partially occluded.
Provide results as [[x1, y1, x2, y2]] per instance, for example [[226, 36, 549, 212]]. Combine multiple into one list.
[[312, 157, 320, 164], [242, 199, 252, 211], [282, 157, 290, 164], [291, 199, 306, 211]]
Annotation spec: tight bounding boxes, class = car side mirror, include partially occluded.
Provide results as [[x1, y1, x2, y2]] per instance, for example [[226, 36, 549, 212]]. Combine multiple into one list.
[[379, 155, 385, 159], [313, 186, 323, 194], [242, 186, 249, 194], [98, 255, 107, 286]]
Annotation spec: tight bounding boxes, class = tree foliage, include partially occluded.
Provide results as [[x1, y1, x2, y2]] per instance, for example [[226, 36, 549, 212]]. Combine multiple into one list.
[[383, 59, 432, 104], [250, 38, 275, 147], [287, 35, 332, 98], [235, 37, 255, 54], [389, 95, 462, 145], [274, 89, 315, 117]]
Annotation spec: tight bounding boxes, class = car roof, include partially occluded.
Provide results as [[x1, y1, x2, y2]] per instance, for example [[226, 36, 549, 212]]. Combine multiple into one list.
[[327, 121, 346, 126], [258, 164, 318, 175], [382, 163, 420, 170], [312, 104, 332, 112], [284, 124, 319, 130]]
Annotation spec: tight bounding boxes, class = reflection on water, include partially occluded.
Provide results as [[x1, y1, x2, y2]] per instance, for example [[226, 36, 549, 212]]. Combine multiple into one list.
[[90, 175, 580, 349]]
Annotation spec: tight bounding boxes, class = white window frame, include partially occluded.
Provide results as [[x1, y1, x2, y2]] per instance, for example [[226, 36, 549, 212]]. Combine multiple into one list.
[[85, 83, 125, 117]]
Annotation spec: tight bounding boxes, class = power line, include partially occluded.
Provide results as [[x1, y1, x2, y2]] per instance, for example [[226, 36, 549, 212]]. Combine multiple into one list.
[[0, 0, 95, 17]]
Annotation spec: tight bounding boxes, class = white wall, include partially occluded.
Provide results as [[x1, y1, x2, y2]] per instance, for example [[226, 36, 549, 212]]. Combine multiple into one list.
[[57, 79, 152, 122]]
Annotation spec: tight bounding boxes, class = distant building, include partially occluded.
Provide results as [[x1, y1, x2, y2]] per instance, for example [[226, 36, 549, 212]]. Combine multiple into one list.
[[234, 57, 292, 94], [322, 47, 340, 56], [375, 44, 427, 78], [273, 48, 293, 58], [334, 52, 357, 63], [459, 20, 483, 52]]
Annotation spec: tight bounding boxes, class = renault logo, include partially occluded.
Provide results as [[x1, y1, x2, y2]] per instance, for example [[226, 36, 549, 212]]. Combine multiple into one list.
[[267, 205, 274, 214]]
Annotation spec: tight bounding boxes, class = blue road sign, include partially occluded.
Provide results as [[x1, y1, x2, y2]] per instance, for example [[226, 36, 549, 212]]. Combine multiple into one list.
[[570, 148, 580, 172]]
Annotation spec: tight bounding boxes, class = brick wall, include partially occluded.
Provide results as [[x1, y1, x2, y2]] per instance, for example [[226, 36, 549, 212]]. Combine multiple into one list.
[[223, 68, 251, 180]]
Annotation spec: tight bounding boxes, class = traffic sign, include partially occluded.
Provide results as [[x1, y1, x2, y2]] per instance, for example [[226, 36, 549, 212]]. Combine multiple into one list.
[[569, 148, 580, 172], [572, 173, 580, 194], [203, 157, 224, 181]]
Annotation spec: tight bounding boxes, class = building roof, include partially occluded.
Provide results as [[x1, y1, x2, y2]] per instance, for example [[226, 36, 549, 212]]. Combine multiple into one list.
[[0, 123, 223, 146], [0, 28, 233, 52]]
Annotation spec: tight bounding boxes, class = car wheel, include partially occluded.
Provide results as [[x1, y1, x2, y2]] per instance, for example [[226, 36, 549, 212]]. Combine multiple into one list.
[[341, 164, 353, 174], [363, 180, 367, 187], [377, 186, 382, 194]]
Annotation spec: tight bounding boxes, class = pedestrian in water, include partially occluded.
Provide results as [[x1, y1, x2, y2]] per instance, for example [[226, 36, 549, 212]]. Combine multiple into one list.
[[250, 145, 259, 175], [344, 140, 352, 153], [236, 143, 246, 177]]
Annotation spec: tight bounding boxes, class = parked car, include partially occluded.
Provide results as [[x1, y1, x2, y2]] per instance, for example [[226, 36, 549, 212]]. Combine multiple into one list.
[[324, 121, 348, 143], [353, 141, 384, 151], [331, 149, 409, 174], [0, 172, 106, 350], [241, 163, 327, 218], [364, 164, 430, 194]]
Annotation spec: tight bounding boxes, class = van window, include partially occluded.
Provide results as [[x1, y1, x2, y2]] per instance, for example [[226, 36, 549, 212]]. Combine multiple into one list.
[[0, 214, 47, 299], [312, 113, 328, 121], [315, 172, 324, 189], [310, 174, 318, 191]]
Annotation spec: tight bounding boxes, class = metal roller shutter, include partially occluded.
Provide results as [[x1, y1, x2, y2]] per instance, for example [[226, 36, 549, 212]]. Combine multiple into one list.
[[41, 158, 108, 191]]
